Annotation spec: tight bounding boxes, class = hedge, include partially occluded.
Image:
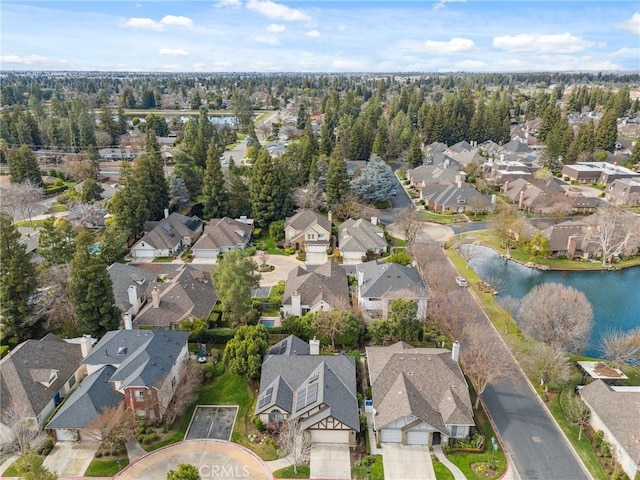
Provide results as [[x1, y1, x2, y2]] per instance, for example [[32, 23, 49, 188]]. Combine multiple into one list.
[[45, 185, 69, 195]]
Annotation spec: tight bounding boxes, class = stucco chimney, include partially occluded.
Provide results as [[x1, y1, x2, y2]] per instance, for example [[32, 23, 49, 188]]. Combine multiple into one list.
[[327, 210, 333, 225], [456, 175, 463, 189], [291, 290, 301, 317], [451, 341, 460, 363], [128, 285, 139, 315], [80, 335, 93, 358], [151, 287, 160, 309], [357, 269, 364, 285], [309, 337, 320, 356], [518, 190, 525, 209], [503, 180, 510, 194], [164, 208, 169, 219], [567, 235, 577, 260], [500, 153, 505, 162], [370, 216, 378, 226], [123, 312, 133, 330]]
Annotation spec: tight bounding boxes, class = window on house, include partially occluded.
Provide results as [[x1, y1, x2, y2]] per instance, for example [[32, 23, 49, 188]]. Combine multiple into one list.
[[68, 376, 76, 388], [308, 233, 315, 240], [450, 426, 464, 437], [317, 233, 324, 239], [135, 390, 145, 401]]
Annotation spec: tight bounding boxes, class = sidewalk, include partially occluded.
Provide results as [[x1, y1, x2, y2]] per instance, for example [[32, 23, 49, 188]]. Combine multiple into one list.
[[432, 445, 466, 480]]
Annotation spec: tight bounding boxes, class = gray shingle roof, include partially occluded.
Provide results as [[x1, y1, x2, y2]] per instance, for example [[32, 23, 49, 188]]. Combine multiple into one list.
[[46, 366, 123, 429], [257, 335, 358, 430], [107, 263, 157, 313], [408, 164, 461, 186], [366, 342, 474, 434], [357, 261, 425, 300], [282, 260, 349, 310], [0, 337, 83, 417], [339, 218, 387, 255], [137, 213, 202, 250], [268, 335, 310, 356], [82, 330, 189, 390], [426, 184, 490, 209], [285, 210, 331, 235], [134, 265, 216, 328], [192, 217, 253, 252]]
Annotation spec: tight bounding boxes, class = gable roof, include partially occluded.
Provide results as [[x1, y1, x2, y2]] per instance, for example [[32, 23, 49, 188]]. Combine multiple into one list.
[[408, 164, 461, 186], [282, 260, 349, 310], [82, 330, 189, 390], [503, 178, 565, 208], [366, 342, 474, 433], [0, 337, 83, 417], [542, 221, 587, 252], [268, 335, 310, 356], [107, 263, 157, 313], [357, 261, 425, 300], [46, 365, 123, 429], [426, 184, 490, 209], [192, 217, 253, 251], [136, 213, 202, 250], [579, 380, 640, 465], [338, 218, 387, 254], [257, 336, 358, 430], [134, 265, 216, 328], [285, 210, 331, 234]]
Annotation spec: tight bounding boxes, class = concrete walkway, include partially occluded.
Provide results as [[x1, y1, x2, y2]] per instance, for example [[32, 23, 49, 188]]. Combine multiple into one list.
[[432, 445, 466, 480], [125, 437, 147, 463], [265, 457, 292, 473]]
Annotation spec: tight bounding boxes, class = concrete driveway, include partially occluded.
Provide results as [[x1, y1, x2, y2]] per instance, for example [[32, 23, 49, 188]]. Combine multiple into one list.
[[381, 444, 435, 480], [256, 254, 304, 287], [309, 443, 351, 480], [42, 440, 100, 476]]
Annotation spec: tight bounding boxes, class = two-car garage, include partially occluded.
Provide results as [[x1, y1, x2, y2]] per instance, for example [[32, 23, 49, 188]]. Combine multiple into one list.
[[379, 423, 431, 446]]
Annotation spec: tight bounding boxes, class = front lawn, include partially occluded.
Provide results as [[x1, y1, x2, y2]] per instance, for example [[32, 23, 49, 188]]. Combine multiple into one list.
[[432, 458, 455, 480], [351, 454, 384, 479], [418, 211, 467, 224], [273, 465, 310, 478], [84, 457, 129, 477]]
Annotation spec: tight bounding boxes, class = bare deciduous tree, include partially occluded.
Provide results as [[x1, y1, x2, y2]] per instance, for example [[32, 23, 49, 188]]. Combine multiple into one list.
[[293, 181, 324, 211], [161, 361, 203, 427], [278, 417, 311, 475], [34, 265, 77, 332], [517, 283, 593, 354], [564, 392, 590, 441], [460, 322, 514, 409], [332, 193, 361, 222], [63, 154, 98, 181], [455, 237, 479, 270], [1, 181, 44, 225], [583, 206, 640, 266], [67, 202, 107, 230], [491, 201, 526, 255], [599, 328, 640, 367], [395, 207, 421, 247], [85, 404, 134, 452], [0, 401, 39, 454], [520, 343, 572, 393]]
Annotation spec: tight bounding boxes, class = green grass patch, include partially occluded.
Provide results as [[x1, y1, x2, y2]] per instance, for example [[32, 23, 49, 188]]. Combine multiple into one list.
[[433, 458, 455, 480], [1, 462, 19, 477], [51, 203, 67, 213], [84, 457, 129, 477], [0, 345, 9, 358], [418, 211, 467, 224], [273, 465, 310, 478], [151, 256, 176, 263], [352, 454, 384, 479], [390, 236, 407, 247], [621, 365, 640, 386], [13, 218, 50, 227], [547, 388, 607, 480]]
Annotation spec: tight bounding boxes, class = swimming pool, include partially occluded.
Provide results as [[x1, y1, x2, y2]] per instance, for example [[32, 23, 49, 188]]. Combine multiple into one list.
[[259, 319, 275, 328]]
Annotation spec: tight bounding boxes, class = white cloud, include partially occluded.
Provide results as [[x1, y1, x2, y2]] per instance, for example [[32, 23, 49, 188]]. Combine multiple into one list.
[[433, 0, 466, 11], [612, 47, 640, 58], [306, 30, 320, 38], [159, 48, 188, 56], [162, 64, 182, 72], [331, 59, 368, 71], [0, 54, 68, 66], [422, 37, 476, 54], [215, 0, 242, 7], [246, 0, 310, 22], [618, 12, 640, 35], [455, 60, 486, 70], [253, 35, 280, 45], [492, 33, 594, 54], [120, 15, 193, 30], [267, 24, 285, 33]]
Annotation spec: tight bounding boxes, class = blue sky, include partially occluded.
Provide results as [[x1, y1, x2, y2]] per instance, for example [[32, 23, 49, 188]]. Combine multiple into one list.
[[1, 1, 639, 72]]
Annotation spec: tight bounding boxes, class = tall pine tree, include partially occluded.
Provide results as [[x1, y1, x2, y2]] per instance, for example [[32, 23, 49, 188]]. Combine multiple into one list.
[[203, 143, 228, 219], [249, 148, 281, 228]]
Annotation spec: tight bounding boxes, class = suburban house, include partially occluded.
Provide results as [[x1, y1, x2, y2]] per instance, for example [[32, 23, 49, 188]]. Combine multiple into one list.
[[541, 221, 587, 258], [502, 178, 565, 213], [449, 149, 486, 167], [579, 380, 640, 480], [606, 178, 640, 207], [422, 181, 491, 214], [107, 263, 157, 318], [284, 210, 332, 264], [356, 261, 427, 320], [46, 365, 124, 441], [81, 330, 189, 422], [407, 163, 462, 189], [0, 335, 88, 440], [133, 265, 217, 329], [366, 342, 475, 446], [483, 160, 534, 185], [281, 260, 349, 317], [338, 217, 388, 264], [191, 216, 254, 258], [255, 335, 359, 445], [130, 212, 203, 259], [561, 162, 640, 186]]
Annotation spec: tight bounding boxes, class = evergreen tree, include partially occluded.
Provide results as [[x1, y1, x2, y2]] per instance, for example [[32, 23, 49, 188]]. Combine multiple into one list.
[[350, 155, 396, 203], [0, 212, 38, 342], [8, 145, 42, 186], [38, 217, 75, 265], [82, 177, 104, 203], [223, 325, 269, 378], [109, 163, 150, 237], [70, 230, 120, 336], [326, 147, 350, 205], [407, 132, 423, 168], [212, 250, 260, 323], [625, 140, 640, 168], [249, 148, 283, 228], [227, 171, 252, 219], [594, 110, 618, 152], [202, 143, 228, 219]]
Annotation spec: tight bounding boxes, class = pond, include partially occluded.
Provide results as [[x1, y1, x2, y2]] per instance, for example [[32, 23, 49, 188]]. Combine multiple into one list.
[[468, 245, 640, 357]]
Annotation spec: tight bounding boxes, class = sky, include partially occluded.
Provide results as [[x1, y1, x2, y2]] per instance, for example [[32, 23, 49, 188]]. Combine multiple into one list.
[[1, 1, 639, 73]]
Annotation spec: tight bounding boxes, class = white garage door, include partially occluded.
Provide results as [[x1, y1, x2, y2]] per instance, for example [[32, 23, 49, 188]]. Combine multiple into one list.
[[134, 249, 155, 258], [407, 430, 429, 445], [380, 428, 402, 443], [193, 249, 218, 258], [310, 429, 349, 444], [307, 244, 327, 253], [55, 428, 79, 441]]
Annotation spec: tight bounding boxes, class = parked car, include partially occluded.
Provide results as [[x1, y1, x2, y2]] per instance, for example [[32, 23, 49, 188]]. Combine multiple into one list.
[[455, 276, 468, 287]]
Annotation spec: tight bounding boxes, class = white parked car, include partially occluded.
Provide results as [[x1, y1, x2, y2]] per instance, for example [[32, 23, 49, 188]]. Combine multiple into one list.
[[455, 276, 468, 287]]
